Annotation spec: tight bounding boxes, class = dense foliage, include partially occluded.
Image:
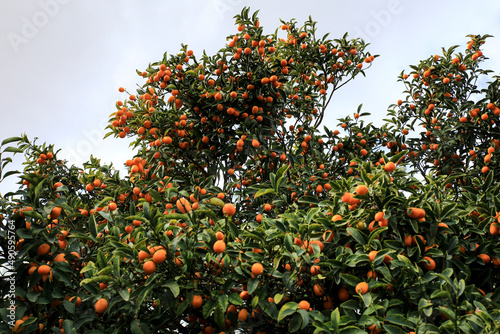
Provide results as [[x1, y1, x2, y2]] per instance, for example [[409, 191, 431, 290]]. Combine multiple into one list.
[[1, 8, 500, 334]]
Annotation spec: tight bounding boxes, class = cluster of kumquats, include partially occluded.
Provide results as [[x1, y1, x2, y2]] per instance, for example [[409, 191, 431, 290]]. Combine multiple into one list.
[[1, 8, 500, 334]]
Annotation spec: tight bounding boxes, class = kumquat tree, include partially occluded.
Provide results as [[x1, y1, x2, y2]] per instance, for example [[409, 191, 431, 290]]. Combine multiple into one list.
[[2, 7, 500, 334]]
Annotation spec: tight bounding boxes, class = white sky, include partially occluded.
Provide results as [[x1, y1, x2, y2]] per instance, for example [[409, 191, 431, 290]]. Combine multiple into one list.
[[1, 0, 500, 196]]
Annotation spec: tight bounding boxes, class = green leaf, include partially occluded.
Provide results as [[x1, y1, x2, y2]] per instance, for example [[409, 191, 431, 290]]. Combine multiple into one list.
[[341, 299, 360, 310], [269, 294, 282, 307], [297, 309, 309, 329], [275, 164, 289, 190], [34, 179, 45, 201], [214, 304, 225, 330], [62, 320, 77, 334], [119, 289, 130, 301], [298, 195, 319, 205], [251, 295, 259, 309], [80, 275, 113, 285], [440, 203, 457, 219], [228, 220, 239, 238], [347, 227, 367, 245], [89, 214, 98, 238], [389, 150, 407, 164], [340, 273, 361, 286], [331, 308, 340, 332], [254, 188, 276, 199], [418, 298, 433, 317], [362, 293, 373, 308], [1, 170, 20, 180], [367, 227, 387, 245], [288, 313, 302, 333], [482, 169, 494, 192], [164, 213, 189, 220], [134, 286, 151, 312], [130, 320, 150, 334], [2, 146, 24, 153], [384, 314, 413, 328], [338, 326, 367, 334], [383, 324, 406, 334], [63, 300, 75, 314], [1, 136, 22, 146], [163, 280, 180, 298], [437, 306, 456, 321], [306, 207, 320, 224], [113, 256, 121, 278], [247, 278, 259, 294], [278, 301, 298, 321], [284, 234, 294, 252], [202, 299, 218, 319], [270, 173, 277, 192], [228, 292, 243, 306], [218, 294, 228, 312]]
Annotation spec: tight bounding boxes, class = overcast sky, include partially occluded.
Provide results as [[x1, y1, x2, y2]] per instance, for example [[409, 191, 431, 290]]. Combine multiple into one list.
[[1, 0, 500, 196]]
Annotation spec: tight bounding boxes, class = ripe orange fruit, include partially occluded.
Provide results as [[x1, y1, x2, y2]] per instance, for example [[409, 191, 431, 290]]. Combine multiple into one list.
[[143, 261, 156, 275], [252, 139, 260, 147], [368, 250, 378, 262], [95, 298, 108, 314], [153, 249, 167, 264], [384, 162, 396, 172], [478, 254, 491, 264], [222, 203, 236, 217], [322, 295, 334, 309], [490, 222, 500, 235], [310, 265, 321, 275], [264, 203, 272, 212], [313, 284, 325, 296], [355, 282, 369, 295], [108, 202, 117, 211], [192, 295, 203, 308], [331, 214, 342, 222], [176, 198, 191, 214], [323, 230, 334, 242], [374, 212, 384, 222], [338, 287, 350, 301], [132, 187, 141, 195], [407, 207, 425, 219], [37, 243, 50, 256], [251, 263, 264, 276], [138, 250, 150, 262], [50, 207, 62, 219], [341, 192, 353, 203], [298, 300, 310, 310], [422, 256, 436, 270], [367, 270, 377, 279], [213, 240, 226, 253], [69, 296, 82, 306], [216, 231, 224, 240], [404, 235, 412, 247], [238, 308, 248, 321], [38, 265, 51, 275], [355, 185, 368, 196]]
